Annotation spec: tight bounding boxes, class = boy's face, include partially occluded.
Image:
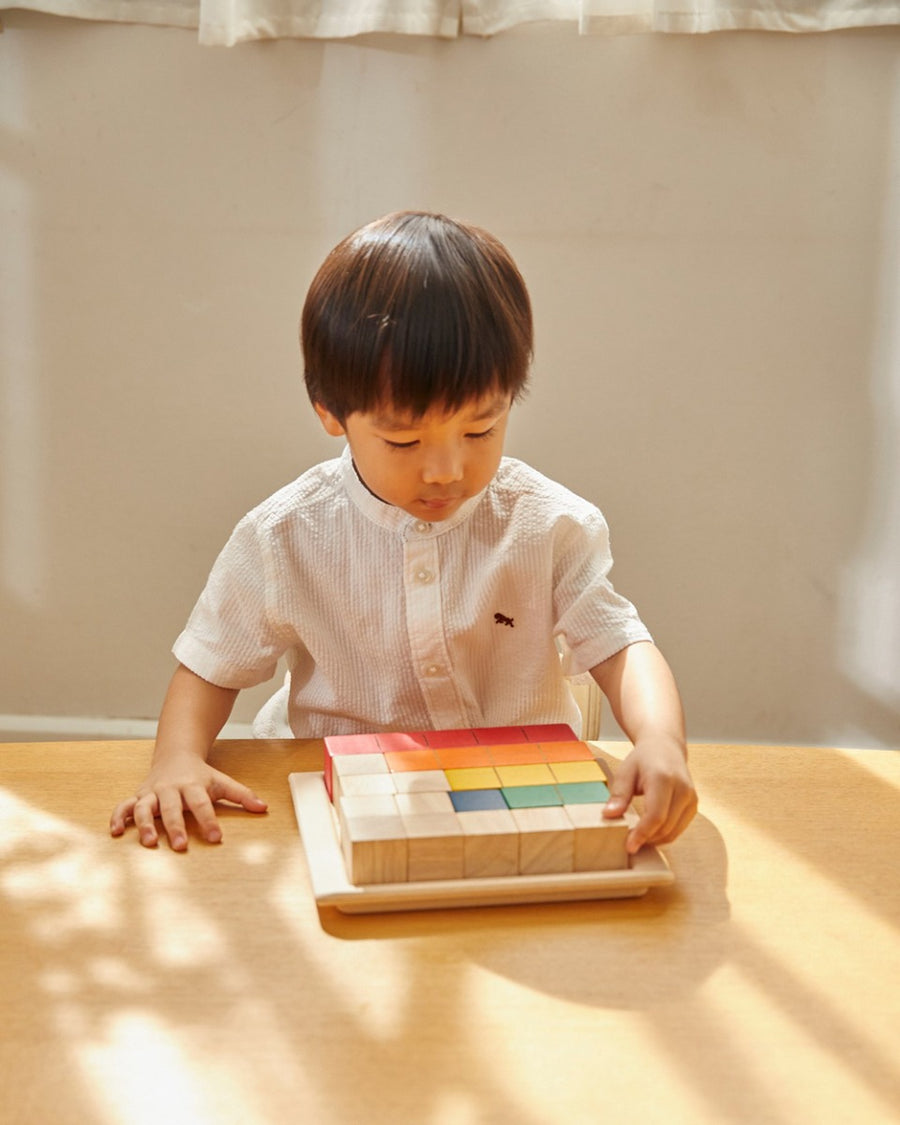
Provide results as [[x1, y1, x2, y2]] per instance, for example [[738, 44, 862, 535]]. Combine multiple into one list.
[[315, 392, 511, 522]]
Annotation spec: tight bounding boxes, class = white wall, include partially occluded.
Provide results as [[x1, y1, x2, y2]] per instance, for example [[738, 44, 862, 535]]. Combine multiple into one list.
[[1, 11, 898, 748]]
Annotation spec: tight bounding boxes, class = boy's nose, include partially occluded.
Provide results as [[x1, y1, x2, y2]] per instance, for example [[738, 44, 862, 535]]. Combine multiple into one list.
[[421, 447, 464, 484]]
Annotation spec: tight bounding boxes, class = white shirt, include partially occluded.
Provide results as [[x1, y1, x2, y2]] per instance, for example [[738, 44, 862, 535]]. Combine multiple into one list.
[[173, 446, 652, 738]]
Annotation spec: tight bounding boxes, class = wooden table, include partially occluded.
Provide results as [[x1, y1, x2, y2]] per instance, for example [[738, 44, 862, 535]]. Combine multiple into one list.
[[2, 739, 898, 1125]]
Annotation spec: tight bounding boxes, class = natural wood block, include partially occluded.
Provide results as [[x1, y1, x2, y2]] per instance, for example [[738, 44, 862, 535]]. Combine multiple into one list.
[[338, 793, 399, 820], [335, 772, 397, 802], [391, 769, 451, 793], [395, 791, 455, 817], [456, 808, 519, 878], [564, 804, 635, 871], [333, 752, 390, 777], [401, 813, 465, 881], [337, 800, 407, 885], [323, 732, 381, 798], [511, 807, 575, 875]]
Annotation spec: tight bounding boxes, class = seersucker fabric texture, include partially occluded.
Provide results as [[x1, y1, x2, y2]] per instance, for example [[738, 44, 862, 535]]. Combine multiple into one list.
[[173, 446, 652, 739]]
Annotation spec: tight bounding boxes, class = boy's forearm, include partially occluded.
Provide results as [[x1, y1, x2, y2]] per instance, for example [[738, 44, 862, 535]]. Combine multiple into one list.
[[153, 663, 239, 764], [590, 641, 686, 751]]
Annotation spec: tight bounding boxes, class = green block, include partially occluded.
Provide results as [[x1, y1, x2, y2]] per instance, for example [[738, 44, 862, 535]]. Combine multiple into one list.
[[556, 781, 610, 804], [501, 784, 562, 809]]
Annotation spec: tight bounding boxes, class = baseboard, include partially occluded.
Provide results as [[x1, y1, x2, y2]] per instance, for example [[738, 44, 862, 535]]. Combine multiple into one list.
[[0, 714, 256, 742]]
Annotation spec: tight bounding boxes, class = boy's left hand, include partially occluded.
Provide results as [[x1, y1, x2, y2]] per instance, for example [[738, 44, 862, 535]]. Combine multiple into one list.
[[603, 736, 698, 854]]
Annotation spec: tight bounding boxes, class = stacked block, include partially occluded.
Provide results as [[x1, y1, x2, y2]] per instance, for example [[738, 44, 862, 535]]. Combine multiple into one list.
[[324, 725, 636, 885]]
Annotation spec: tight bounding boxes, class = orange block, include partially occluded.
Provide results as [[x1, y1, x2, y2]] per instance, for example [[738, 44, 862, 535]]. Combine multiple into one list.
[[538, 741, 595, 763], [384, 748, 441, 773], [487, 743, 546, 766], [436, 745, 494, 769]]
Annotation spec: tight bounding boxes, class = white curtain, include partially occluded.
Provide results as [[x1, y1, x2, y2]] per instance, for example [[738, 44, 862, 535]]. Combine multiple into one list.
[[3, 0, 899, 43]]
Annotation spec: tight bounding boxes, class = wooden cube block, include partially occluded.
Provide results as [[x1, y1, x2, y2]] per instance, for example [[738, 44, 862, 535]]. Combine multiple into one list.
[[423, 728, 479, 748], [456, 808, 519, 878], [323, 732, 381, 799], [384, 748, 441, 772], [549, 759, 605, 784], [445, 766, 501, 791], [487, 742, 546, 766], [391, 769, 451, 794], [522, 723, 578, 742], [337, 799, 407, 885], [511, 807, 575, 875], [537, 740, 596, 763], [401, 813, 465, 881], [471, 725, 529, 744], [502, 784, 562, 809], [395, 791, 455, 817], [376, 731, 429, 752], [495, 763, 555, 787], [564, 804, 636, 871], [335, 772, 397, 802], [435, 745, 494, 769], [332, 752, 391, 802]]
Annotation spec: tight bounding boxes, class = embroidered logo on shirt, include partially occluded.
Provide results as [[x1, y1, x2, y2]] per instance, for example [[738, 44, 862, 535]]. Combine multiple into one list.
[[494, 612, 515, 628]]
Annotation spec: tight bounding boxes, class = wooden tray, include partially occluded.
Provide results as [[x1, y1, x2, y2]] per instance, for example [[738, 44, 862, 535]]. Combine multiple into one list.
[[289, 770, 674, 914]]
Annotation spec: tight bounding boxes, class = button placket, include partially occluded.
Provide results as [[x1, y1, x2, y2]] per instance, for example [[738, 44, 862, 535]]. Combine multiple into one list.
[[403, 533, 462, 722]]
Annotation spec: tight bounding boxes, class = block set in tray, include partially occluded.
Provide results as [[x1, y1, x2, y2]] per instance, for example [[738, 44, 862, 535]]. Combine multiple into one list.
[[323, 723, 637, 885]]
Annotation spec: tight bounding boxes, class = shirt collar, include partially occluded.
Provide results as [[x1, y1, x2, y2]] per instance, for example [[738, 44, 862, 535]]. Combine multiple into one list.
[[339, 444, 485, 535]]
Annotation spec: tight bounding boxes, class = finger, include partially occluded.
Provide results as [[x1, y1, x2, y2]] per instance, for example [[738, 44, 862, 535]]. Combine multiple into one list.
[[157, 788, 194, 851], [183, 786, 224, 845], [132, 794, 162, 848], [650, 792, 699, 847], [109, 797, 137, 837], [603, 759, 637, 819], [209, 775, 268, 814], [626, 786, 675, 854]]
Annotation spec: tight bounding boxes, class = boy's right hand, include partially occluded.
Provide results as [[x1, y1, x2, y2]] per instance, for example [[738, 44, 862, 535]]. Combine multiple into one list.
[[109, 754, 268, 851]]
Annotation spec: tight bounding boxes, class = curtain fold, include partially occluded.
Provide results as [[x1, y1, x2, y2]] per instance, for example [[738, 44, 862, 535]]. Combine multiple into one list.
[[3, 0, 899, 41]]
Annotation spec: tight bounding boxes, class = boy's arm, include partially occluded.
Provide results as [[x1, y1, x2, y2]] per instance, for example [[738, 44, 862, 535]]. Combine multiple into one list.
[[590, 641, 697, 854], [109, 663, 267, 851]]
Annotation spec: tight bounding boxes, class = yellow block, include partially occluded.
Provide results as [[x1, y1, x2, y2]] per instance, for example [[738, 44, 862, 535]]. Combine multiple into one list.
[[444, 766, 502, 791]]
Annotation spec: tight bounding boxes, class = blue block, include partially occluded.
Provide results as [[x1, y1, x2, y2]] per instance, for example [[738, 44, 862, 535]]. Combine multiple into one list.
[[449, 788, 508, 813]]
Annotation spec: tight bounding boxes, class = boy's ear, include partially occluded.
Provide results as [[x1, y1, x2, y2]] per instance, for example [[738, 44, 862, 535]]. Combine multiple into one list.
[[313, 402, 347, 437]]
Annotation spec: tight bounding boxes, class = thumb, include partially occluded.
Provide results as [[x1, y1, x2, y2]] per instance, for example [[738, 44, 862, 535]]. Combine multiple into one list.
[[603, 757, 637, 819], [211, 773, 268, 813]]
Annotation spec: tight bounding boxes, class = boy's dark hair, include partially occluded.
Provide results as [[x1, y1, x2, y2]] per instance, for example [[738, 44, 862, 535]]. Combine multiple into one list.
[[302, 211, 533, 421]]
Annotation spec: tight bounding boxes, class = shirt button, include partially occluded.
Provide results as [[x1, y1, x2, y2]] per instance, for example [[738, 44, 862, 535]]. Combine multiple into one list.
[[424, 664, 443, 677], [415, 521, 430, 533], [415, 569, 434, 584]]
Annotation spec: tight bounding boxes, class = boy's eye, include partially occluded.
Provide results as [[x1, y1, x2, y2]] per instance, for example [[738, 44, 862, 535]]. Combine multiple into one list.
[[384, 439, 419, 450], [467, 426, 497, 441]]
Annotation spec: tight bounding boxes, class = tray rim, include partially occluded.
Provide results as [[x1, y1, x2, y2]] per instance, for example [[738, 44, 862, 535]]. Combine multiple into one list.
[[289, 762, 674, 914]]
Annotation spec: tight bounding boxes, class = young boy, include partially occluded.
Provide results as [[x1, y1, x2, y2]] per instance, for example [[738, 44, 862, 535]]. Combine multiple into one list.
[[110, 211, 696, 854]]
